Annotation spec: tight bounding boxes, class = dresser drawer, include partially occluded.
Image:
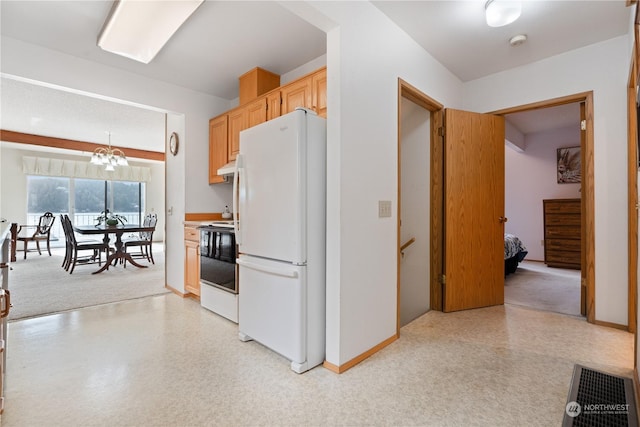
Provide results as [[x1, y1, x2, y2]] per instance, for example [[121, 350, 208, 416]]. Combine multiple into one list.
[[545, 238, 581, 252], [546, 250, 581, 268], [544, 200, 581, 214], [545, 225, 580, 239], [544, 214, 581, 227], [543, 199, 581, 269]]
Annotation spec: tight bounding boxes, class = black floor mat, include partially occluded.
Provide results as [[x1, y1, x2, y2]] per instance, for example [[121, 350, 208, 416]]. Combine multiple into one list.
[[563, 364, 638, 426]]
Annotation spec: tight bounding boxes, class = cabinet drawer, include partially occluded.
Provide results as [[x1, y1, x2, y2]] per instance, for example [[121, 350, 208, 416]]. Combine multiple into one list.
[[545, 225, 580, 239], [545, 239, 581, 252], [184, 227, 199, 242]]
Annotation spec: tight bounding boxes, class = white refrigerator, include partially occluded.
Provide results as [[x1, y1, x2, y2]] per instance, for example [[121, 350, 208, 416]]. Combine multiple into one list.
[[233, 108, 326, 373]]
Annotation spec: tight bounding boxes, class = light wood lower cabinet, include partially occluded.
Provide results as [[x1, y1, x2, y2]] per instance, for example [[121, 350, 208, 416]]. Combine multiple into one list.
[[184, 226, 200, 296]]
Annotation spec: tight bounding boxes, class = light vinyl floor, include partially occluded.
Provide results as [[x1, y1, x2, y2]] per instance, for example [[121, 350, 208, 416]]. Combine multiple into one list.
[[2, 294, 634, 426]]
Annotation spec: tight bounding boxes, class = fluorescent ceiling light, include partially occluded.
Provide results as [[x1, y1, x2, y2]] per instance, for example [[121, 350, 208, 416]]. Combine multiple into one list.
[[485, 0, 521, 28], [98, 0, 204, 64]]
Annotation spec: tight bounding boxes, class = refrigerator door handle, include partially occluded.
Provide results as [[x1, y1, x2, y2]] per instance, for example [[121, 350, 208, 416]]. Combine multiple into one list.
[[233, 155, 243, 244], [237, 258, 299, 278]]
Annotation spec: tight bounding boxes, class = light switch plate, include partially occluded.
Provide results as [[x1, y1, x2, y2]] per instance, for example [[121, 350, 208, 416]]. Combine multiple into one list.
[[379, 200, 392, 218]]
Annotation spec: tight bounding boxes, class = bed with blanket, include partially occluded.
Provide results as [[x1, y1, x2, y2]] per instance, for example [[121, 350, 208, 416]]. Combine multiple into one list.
[[504, 234, 528, 275]]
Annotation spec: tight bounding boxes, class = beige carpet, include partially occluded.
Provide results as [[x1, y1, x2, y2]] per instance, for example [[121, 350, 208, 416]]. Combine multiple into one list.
[[7, 247, 168, 321], [505, 260, 582, 317]]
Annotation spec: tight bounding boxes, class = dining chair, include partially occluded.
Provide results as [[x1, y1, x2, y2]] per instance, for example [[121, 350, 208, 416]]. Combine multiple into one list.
[[16, 212, 55, 259], [123, 213, 158, 267], [60, 214, 110, 274]]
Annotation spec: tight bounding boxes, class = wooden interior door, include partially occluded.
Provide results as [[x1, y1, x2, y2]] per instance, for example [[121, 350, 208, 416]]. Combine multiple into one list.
[[444, 108, 505, 312]]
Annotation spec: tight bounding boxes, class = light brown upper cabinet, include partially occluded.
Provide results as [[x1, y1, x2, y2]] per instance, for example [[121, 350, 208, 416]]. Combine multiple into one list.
[[312, 68, 327, 118], [239, 67, 280, 105], [227, 106, 247, 161], [267, 91, 282, 121], [281, 67, 326, 117], [247, 97, 268, 128], [281, 76, 313, 115], [208, 67, 327, 184], [209, 115, 228, 184]]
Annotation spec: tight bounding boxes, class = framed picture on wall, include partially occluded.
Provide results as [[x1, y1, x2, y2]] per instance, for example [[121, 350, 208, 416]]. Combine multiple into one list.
[[557, 146, 581, 183]]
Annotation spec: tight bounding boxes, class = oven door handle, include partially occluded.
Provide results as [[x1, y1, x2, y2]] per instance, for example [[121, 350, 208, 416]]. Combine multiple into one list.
[[236, 258, 299, 278]]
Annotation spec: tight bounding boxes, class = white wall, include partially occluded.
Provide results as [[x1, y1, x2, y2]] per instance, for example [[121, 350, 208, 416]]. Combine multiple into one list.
[[505, 125, 581, 261], [300, 2, 463, 366], [0, 146, 28, 225], [464, 36, 629, 325]]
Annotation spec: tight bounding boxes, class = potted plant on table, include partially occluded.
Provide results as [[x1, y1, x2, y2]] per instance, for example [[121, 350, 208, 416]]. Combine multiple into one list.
[[95, 210, 127, 227]]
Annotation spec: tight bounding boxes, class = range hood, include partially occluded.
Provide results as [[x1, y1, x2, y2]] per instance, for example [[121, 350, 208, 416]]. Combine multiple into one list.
[[217, 160, 236, 177]]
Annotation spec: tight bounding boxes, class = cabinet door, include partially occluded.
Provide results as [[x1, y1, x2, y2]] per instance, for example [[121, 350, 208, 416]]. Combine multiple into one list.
[[247, 97, 267, 128], [185, 239, 200, 296], [267, 91, 281, 120], [281, 77, 312, 115], [209, 115, 228, 184], [228, 107, 247, 161], [312, 68, 327, 118]]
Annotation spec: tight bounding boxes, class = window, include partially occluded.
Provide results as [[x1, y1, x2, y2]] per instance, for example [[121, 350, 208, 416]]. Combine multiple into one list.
[[27, 176, 70, 214], [27, 176, 147, 243], [108, 181, 146, 225]]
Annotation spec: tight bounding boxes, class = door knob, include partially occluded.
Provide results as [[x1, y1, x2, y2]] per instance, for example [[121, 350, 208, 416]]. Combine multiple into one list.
[[499, 216, 508, 224]]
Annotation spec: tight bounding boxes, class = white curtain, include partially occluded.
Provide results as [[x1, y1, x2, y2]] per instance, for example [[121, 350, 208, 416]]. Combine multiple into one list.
[[22, 156, 151, 182]]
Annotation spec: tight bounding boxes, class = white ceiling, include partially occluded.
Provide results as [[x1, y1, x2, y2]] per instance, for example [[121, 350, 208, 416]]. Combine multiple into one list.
[[0, 0, 633, 151], [1, 77, 166, 151], [0, 0, 327, 99], [373, 1, 630, 82]]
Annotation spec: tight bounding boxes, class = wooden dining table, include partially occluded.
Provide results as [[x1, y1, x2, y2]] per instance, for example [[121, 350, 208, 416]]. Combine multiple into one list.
[[73, 224, 156, 274]]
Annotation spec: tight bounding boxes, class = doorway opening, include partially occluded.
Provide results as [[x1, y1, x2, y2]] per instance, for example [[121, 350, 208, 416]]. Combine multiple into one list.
[[501, 103, 584, 318], [396, 84, 596, 325], [491, 92, 595, 323], [396, 79, 443, 334]]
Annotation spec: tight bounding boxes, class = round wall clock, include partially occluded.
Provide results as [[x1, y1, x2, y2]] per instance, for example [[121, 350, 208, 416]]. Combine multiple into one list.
[[169, 132, 179, 156]]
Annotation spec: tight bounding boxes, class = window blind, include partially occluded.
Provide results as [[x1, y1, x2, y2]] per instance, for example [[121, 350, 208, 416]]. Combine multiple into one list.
[[22, 156, 151, 182]]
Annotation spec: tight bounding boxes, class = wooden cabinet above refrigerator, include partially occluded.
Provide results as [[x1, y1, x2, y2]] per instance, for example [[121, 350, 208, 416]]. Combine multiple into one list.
[[208, 67, 326, 184]]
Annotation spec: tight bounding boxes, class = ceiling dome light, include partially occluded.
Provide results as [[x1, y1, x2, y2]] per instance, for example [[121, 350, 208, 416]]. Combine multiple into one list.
[[485, 0, 522, 27]]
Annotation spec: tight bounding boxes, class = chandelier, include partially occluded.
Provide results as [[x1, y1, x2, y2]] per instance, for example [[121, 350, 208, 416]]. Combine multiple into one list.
[[90, 132, 128, 171]]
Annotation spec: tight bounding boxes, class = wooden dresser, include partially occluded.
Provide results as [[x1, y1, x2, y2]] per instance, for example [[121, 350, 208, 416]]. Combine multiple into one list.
[[543, 198, 581, 270]]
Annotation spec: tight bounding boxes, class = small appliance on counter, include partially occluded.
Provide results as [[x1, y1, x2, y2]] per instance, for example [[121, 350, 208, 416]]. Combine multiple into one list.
[[221, 206, 232, 219], [198, 221, 238, 322]]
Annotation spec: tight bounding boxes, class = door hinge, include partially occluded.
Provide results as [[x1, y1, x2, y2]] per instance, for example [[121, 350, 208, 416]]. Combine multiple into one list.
[[440, 274, 446, 284], [438, 127, 445, 137], [580, 120, 587, 131]]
